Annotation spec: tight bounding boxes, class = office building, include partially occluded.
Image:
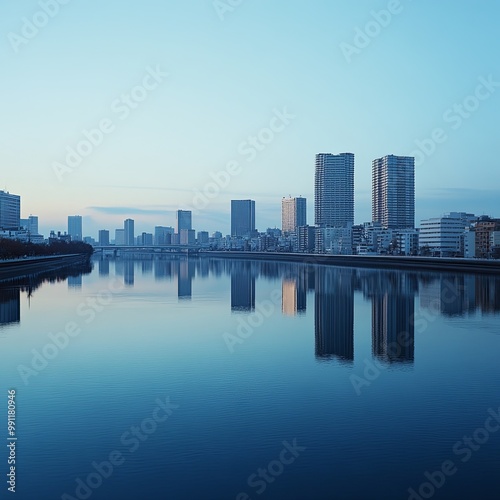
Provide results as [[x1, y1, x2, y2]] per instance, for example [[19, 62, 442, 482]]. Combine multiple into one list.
[[419, 212, 476, 257], [20, 215, 38, 235], [98, 230, 110, 246], [315, 153, 354, 228], [139, 232, 153, 245], [475, 216, 500, 258], [282, 197, 307, 234], [372, 155, 415, 229], [297, 225, 315, 253], [154, 226, 174, 245], [115, 229, 125, 245], [124, 219, 134, 246], [180, 229, 195, 245], [231, 200, 255, 237], [0, 191, 20, 230], [68, 215, 82, 241], [197, 231, 209, 245], [176, 210, 192, 233]]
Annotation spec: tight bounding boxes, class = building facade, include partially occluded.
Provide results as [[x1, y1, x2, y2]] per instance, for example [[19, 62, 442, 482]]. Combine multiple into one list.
[[154, 226, 174, 245], [419, 212, 476, 257], [281, 197, 307, 234], [372, 155, 415, 229], [124, 219, 135, 246], [231, 200, 255, 237], [315, 153, 354, 228], [68, 215, 82, 241], [176, 210, 192, 233], [475, 217, 500, 258], [98, 230, 110, 246], [0, 191, 20, 230]]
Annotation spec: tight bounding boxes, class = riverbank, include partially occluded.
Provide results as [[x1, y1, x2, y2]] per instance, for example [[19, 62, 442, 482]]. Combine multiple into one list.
[[200, 251, 500, 275], [0, 254, 91, 281]]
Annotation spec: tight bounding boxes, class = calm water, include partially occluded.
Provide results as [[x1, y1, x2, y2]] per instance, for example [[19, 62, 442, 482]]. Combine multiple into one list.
[[1, 256, 500, 500]]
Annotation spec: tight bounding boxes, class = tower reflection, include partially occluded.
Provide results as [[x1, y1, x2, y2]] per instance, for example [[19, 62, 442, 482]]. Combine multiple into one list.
[[314, 267, 354, 362]]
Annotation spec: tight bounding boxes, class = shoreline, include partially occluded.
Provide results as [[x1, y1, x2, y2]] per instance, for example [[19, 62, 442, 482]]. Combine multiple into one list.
[[0, 254, 91, 280], [199, 251, 500, 275]]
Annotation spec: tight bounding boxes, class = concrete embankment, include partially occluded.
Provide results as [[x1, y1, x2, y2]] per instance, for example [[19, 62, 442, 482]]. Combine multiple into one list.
[[0, 254, 90, 280], [200, 251, 500, 275]]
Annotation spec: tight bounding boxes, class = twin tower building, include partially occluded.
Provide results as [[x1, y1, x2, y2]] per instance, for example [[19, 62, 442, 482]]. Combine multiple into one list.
[[314, 152, 415, 231]]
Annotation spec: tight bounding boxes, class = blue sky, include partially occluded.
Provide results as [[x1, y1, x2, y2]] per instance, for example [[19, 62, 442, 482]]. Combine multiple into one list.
[[1, 0, 499, 237]]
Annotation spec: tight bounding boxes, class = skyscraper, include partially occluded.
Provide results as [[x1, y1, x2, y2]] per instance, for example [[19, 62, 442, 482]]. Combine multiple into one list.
[[176, 210, 192, 233], [68, 215, 82, 241], [282, 197, 307, 234], [0, 191, 20, 230], [315, 153, 354, 228], [124, 219, 134, 246], [372, 155, 415, 229], [115, 229, 125, 245], [98, 230, 110, 246], [231, 200, 255, 237]]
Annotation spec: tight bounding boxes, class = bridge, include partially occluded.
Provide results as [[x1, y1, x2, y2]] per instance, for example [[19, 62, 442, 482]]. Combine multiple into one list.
[[93, 245, 201, 257]]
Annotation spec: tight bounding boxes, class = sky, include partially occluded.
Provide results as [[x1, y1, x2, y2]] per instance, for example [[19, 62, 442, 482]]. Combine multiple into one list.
[[1, 0, 499, 238]]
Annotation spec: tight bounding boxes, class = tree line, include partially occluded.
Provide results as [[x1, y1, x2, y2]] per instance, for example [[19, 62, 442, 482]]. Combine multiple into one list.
[[0, 239, 94, 260]]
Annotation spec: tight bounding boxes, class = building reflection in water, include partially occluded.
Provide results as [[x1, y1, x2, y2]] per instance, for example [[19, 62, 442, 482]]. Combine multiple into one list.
[[68, 274, 82, 289], [142, 260, 153, 275], [419, 273, 500, 317], [0, 287, 21, 328], [314, 267, 354, 362], [178, 258, 195, 300], [371, 273, 416, 364], [282, 267, 307, 316], [98, 259, 110, 277], [124, 261, 134, 287], [154, 259, 173, 281], [231, 261, 255, 312]]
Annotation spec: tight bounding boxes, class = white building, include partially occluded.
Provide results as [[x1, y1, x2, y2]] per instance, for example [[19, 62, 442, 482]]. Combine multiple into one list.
[[419, 212, 476, 257], [464, 228, 476, 258], [281, 197, 306, 234], [316, 227, 352, 255]]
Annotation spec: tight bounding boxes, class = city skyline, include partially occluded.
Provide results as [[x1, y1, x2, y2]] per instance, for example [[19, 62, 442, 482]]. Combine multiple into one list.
[[1, 2, 499, 237]]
